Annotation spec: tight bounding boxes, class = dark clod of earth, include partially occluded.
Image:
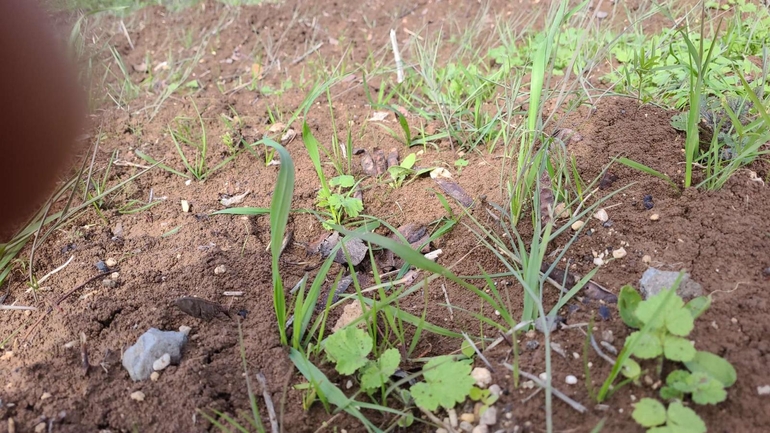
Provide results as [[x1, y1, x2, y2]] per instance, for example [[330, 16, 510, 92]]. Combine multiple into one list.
[[643, 194, 654, 210]]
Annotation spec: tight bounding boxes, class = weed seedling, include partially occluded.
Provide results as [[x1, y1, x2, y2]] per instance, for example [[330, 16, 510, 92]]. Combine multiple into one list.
[[387, 153, 432, 188], [604, 281, 736, 432]]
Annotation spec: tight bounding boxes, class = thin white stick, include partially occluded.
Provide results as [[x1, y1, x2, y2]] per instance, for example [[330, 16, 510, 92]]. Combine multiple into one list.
[[441, 283, 454, 320], [390, 29, 404, 84], [256, 373, 279, 433], [38, 255, 74, 286], [0, 305, 37, 311]]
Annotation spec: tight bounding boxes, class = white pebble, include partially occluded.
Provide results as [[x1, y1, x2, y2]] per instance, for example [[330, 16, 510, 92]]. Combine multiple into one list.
[[179, 326, 192, 336], [571, 220, 585, 231], [539, 372, 548, 381], [40, 392, 52, 400], [488, 384, 502, 396], [152, 353, 171, 371], [612, 247, 627, 259], [130, 391, 146, 401], [110, 272, 120, 280], [565, 375, 578, 385], [459, 421, 473, 432], [757, 385, 770, 396], [447, 408, 458, 427], [181, 200, 190, 213], [472, 425, 489, 433], [105, 258, 117, 267], [649, 213, 660, 221], [150, 372, 160, 382], [642, 255, 652, 264], [214, 265, 227, 275], [593, 208, 609, 222], [471, 367, 492, 388], [593, 257, 605, 266]]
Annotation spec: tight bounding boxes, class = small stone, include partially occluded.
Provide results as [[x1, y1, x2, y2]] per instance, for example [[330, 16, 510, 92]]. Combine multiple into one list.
[[571, 220, 585, 231], [40, 392, 52, 400], [34, 422, 46, 433], [479, 406, 497, 426], [565, 375, 578, 385], [642, 255, 652, 264], [179, 326, 191, 336], [757, 385, 770, 396], [460, 413, 476, 423], [612, 247, 627, 259], [763, 267, 770, 277], [539, 372, 548, 381], [152, 353, 171, 371], [639, 268, 703, 300], [472, 367, 492, 388], [593, 256, 605, 266], [593, 208, 609, 222], [522, 380, 535, 389], [448, 408, 459, 427], [649, 213, 660, 221], [731, 317, 738, 324], [601, 330, 614, 344], [214, 265, 227, 275], [7, 418, 15, 433], [488, 384, 502, 396], [472, 425, 489, 433], [346, 380, 353, 389], [554, 203, 570, 219], [600, 341, 618, 355], [130, 391, 146, 401], [95, 260, 109, 272], [105, 258, 117, 267], [181, 200, 190, 213], [110, 272, 120, 280], [572, 352, 580, 359], [1, 351, 14, 360], [102, 279, 118, 289], [459, 421, 474, 432], [525, 340, 539, 350], [122, 328, 188, 381], [150, 372, 160, 381], [550, 342, 567, 358]]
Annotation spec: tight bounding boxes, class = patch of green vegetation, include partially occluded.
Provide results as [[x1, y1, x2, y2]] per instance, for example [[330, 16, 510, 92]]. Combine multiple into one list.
[[599, 279, 736, 432]]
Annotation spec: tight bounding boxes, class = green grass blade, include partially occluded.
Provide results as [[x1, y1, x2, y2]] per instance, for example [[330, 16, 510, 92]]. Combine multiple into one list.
[[617, 157, 679, 191], [264, 139, 295, 346]]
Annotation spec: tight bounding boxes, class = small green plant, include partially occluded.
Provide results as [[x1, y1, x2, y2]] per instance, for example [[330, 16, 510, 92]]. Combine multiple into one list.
[[410, 355, 476, 411], [606, 280, 736, 432], [323, 326, 401, 392], [454, 158, 469, 174], [632, 399, 706, 433], [317, 175, 363, 228], [387, 153, 432, 188]]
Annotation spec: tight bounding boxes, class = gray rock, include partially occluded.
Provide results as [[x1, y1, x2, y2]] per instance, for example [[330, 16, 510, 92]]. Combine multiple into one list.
[[122, 328, 187, 381], [480, 406, 498, 426], [639, 268, 703, 300]]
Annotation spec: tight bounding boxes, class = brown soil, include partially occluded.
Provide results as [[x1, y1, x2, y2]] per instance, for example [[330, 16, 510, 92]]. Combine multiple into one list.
[[1, 1, 769, 432]]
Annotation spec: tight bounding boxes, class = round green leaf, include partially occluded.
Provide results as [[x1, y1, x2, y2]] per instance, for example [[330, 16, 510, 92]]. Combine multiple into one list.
[[663, 335, 696, 362], [667, 402, 707, 433], [632, 398, 667, 428], [665, 308, 695, 336], [621, 358, 641, 379], [631, 331, 664, 359], [323, 327, 373, 375]]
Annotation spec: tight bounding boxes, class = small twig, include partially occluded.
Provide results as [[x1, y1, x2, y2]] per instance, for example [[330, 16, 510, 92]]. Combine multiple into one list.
[[113, 160, 152, 169], [440, 283, 454, 320], [590, 334, 617, 365], [419, 408, 457, 433], [517, 370, 588, 413], [21, 272, 110, 343], [462, 332, 495, 373], [390, 29, 404, 83], [291, 42, 323, 65], [36, 255, 74, 286], [0, 305, 37, 311], [483, 320, 532, 352], [80, 332, 90, 375], [119, 20, 134, 50], [256, 372, 279, 433]]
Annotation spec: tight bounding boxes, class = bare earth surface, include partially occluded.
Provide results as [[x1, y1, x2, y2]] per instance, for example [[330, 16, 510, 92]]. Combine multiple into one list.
[[1, 0, 769, 432]]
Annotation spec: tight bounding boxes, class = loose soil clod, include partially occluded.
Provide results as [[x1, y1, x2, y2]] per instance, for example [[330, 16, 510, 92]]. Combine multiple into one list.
[[174, 296, 231, 321]]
